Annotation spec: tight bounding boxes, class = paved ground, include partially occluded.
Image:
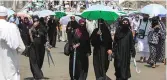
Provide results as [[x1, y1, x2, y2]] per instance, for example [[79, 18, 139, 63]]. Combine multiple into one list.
[[20, 42, 166, 80]]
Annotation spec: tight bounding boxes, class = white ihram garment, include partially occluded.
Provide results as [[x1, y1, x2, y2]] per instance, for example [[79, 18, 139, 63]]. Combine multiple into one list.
[[61, 25, 67, 41], [137, 20, 151, 59], [138, 37, 150, 58], [0, 19, 25, 80], [86, 20, 97, 36]]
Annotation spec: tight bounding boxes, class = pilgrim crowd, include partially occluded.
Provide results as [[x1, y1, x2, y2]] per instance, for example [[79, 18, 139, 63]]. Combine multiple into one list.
[[0, 5, 166, 80]]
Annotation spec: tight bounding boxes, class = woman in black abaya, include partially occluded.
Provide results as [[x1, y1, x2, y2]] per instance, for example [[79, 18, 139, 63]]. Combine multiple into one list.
[[47, 16, 57, 47], [69, 19, 91, 80], [28, 17, 47, 79], [90, 19, 113, 80], [113, 18, 136, 80]]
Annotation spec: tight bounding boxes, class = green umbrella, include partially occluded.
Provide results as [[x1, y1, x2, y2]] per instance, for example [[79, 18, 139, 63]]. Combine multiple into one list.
[[54, 11, 66, 18], [81, 4, 119, 21], [105, 20, 115, 25]]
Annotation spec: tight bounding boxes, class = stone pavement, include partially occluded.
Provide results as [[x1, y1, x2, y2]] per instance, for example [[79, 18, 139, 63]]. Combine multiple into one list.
[[20, 42, 166, 80]]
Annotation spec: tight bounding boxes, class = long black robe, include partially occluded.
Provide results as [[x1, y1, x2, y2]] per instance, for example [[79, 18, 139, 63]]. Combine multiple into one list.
[[48, 19, 57, 47], [90, 22, 113, 80], [113, 27, 136, 80], [29, 24, 47, 79], [69, 26, 91, 80]]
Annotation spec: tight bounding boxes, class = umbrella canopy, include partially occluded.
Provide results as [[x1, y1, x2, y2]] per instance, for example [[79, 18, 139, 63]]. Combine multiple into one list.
[[59, 15, 82, 25], [38, 10, 54, 17], [28, 11, 33, 15], [7, 9, 15, 16], [17, 12, 32, 20], [54, 11, 66, 18], [127, 10, 140, 16], [33, 11, 40, 15], [158, 14, 166, 17], [140, 4, 167, 17], [81, 4, 119, 21]]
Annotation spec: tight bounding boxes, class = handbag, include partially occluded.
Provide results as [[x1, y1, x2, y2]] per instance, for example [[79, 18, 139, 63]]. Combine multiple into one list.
[[137, 20, 148, 39], [64, 42, 72, 56]]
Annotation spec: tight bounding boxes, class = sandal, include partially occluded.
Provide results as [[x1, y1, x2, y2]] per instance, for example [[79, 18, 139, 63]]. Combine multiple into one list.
[[164, 59, 166, 65], [140, 57, 144, 63], [152, 64, 156, 68]]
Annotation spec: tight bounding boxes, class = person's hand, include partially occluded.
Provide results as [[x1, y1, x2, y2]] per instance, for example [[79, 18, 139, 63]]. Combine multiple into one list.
[[68, 27, 71, 29], [33, 22, 39, 27], [87, 53, 91, 57], [75, 43, 80, 48], [97, 30, 102, 35], [107, 49, 112, 55], [73, 43, 80, 48], [131, 57, 135, 62], [48, 48, 51, 51]]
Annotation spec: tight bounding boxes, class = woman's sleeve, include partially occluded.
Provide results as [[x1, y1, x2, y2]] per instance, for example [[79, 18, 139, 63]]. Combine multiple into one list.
[[87, 38, 92, 55], [112, 28, 118, 52], [90, 29, 100, 47], [66, 22, 70, 33], [29, 28, 34, 42], [107, 29, 113, 50]]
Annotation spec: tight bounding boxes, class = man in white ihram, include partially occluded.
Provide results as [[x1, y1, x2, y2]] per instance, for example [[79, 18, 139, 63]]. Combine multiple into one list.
[[0, 6, 25, 80]]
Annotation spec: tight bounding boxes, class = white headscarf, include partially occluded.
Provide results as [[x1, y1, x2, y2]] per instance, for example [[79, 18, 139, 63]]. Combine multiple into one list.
[[0, 6, 7, 16]]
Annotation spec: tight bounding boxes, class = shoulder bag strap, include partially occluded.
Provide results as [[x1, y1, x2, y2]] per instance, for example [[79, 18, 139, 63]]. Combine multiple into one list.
[[136, 19, 142, 31], [144, 21, 148, 33]]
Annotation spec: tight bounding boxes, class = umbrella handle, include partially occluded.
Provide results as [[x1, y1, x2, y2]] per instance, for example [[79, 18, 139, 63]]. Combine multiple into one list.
[[133, 59, 141, 73]]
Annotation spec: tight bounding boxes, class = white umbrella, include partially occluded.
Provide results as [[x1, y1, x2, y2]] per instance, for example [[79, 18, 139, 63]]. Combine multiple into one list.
[[140, 4, 167, 17], [38, 10, 54, 17], [33, 11, 40, 15], [59, 15, 81, 25], [28, 11, 33, 15]]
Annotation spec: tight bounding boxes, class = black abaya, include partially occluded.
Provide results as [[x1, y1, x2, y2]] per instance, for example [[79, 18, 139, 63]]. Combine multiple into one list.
[[69, 25, 91, 80], [29, 39, 44, 79], [29, 24, 47, 79], [90, 21, 113, 80], [113, 27, 136, 80], [19, 23, 31, 46], [48, 19, 57, 47]]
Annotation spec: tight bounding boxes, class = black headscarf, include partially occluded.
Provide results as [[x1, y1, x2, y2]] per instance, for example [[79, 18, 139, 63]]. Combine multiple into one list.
[[39, 17, 46, 26], [152, 16, 160, 33], [115, 18, 131, 41], [152, 16, 159, 28], [143, 14, 149, 22], [67, 16, 79, 29], [97, 19, 112, 44]]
